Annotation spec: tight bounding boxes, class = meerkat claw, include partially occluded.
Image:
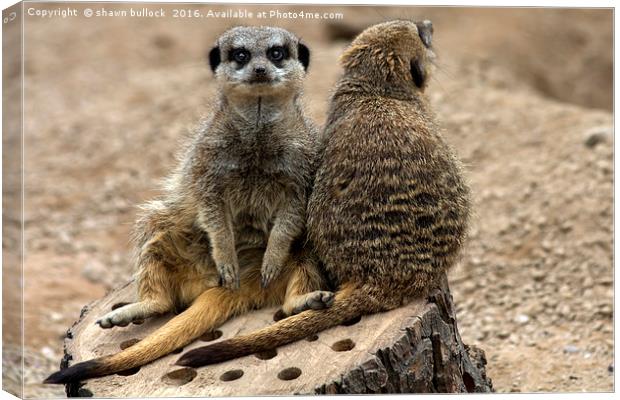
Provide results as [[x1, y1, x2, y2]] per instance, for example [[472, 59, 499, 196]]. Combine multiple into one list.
[[260, 264, 283, 289], [260, 269, 277, 289], [260, 270, 274, 289], [217, 264, 239, 290]]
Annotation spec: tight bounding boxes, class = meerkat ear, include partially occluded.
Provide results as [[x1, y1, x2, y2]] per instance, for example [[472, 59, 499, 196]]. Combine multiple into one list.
[[208, 46, 221, 73], [416, 20, 433, 48], [297, 42, 310, 71], [410, 59, 427, 89]]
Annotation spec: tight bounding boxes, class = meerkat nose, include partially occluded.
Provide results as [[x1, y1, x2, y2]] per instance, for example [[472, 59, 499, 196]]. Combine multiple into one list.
[[255, 66, 267, 75]]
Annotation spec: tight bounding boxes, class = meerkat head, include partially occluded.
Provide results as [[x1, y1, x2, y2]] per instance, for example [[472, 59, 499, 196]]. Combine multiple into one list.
[[339, 20, 435, 92], [208, 26, 310, 97]]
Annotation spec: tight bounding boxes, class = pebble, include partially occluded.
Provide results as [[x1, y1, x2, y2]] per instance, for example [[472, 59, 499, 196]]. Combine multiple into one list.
[[49, 312, 63, 322], [81, 218, 103, 230], [543, 298, 558, 309], [470, 256, 482, 266], [58, 230, 72, 243], [514, 314, 530, 325], [57, 230, 75, 253], [597, 306, 613, 319], [40, 346, 57, 361], [592, 321, 606, 331], [563, 345, 580, 354], [584, 127, 611, 148], [560, 222, 573, 233], [475, 331, 488, 341], [596, 159, 612, 174], [535, 216, 548, 228], [532, 269, 546, 282], [557, 304, 572, 318], [496, 331, 511, 340]]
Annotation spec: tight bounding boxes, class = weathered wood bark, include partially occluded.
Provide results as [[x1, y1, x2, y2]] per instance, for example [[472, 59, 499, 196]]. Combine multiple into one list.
[[59, 276, 492, 397]]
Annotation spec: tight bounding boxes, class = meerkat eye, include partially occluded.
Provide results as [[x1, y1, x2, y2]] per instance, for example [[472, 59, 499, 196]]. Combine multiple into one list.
[[230, 49, 251, 64], [267, 46, 287, 62]]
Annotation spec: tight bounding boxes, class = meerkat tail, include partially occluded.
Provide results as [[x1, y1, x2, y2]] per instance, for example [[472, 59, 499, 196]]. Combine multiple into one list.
[[44, 288, 251, 384], [175, 283, 370, 368]]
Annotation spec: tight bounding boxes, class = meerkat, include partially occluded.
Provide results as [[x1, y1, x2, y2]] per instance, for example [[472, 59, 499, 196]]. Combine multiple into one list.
[[44, 26, 334, 384], [175, 19, 472, 368]]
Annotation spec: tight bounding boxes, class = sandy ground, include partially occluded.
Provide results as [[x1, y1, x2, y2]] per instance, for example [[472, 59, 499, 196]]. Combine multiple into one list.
[[2, 4, 613, 397]]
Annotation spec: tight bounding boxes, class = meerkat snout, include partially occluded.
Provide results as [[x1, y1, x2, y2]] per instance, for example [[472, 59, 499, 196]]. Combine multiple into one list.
[[250, 63, 269, 83], [207, 26, 310, 95], [415, 20, 433, 48]]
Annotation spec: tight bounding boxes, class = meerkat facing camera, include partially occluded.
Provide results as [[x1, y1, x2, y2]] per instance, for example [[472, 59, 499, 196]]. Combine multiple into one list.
[[44, 26, 333, 384], [176, 20, 472, 368]]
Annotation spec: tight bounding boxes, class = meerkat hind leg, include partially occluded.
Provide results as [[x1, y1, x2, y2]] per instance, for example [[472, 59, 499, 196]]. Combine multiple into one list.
[[97, 300, 171, 329], [284, 291, 335, 316], [97, 257, 183, 329], [281, 261, 334, 316]]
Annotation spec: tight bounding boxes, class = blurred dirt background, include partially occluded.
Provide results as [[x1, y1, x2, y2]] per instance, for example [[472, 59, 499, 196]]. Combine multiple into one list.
[[2, 3, 613, 397]]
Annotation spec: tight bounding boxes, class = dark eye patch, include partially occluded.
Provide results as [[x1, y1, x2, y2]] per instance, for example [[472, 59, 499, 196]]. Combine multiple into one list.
[[266, 46, 289, 63], [228, 48, 251, 64]]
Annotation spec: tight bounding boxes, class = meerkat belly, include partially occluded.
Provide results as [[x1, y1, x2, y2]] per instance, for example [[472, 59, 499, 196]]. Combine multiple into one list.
[[210, 134, 309, 251], [226, 168, 296, 243]]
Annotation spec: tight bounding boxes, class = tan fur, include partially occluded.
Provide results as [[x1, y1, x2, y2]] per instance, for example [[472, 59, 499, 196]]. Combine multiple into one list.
[[176, 19, 471, 368], [73, 248, 327, 376]]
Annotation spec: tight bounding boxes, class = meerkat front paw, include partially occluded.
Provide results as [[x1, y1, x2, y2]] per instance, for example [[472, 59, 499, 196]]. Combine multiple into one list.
[[217, 262, 240, 290], [260, 252, 287, 288], [260, 264, 282, 289]]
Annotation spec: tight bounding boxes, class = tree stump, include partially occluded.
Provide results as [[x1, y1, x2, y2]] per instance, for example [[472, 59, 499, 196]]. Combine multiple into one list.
[[59, 276, 493, 396]]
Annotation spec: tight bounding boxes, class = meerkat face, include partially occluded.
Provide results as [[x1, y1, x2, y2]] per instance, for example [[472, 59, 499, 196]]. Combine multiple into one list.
[[340, 20, 435, 91], [208, 26, 310, 96]]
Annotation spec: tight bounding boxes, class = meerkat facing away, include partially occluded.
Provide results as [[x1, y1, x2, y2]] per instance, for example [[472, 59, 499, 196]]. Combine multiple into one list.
[[176, 19, 472, 368], [44, 26, 334, 384]]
